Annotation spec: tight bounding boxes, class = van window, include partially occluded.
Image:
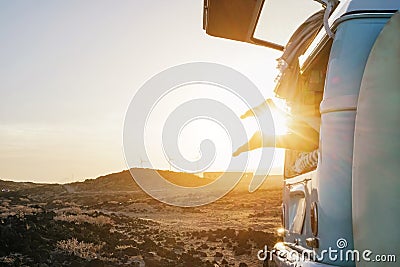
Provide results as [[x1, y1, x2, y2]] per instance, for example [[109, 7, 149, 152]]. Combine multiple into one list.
[[284, 39, 333, 178], [254, 0, 322, 46]]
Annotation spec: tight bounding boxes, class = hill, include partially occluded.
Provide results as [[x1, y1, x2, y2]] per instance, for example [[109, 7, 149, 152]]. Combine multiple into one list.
[[66, 169, 283, 193], [1, 169, 283, 194], [66, 168, 215, 192], [0, 179, 45, 192]]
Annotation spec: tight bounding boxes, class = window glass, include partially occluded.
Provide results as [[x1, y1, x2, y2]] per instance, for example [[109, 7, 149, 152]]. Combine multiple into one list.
[[254, 0, 322, 45]]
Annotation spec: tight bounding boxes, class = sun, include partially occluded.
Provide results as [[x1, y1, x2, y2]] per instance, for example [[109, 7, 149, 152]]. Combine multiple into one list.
[[269, 98, 290, 135], [273, 112, 289, 135]]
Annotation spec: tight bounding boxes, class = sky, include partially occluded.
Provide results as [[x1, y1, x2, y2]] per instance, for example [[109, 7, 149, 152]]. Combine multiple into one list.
[[0, 0, 321, 183]]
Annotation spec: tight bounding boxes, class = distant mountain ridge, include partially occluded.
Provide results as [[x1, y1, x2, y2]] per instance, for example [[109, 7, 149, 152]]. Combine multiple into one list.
[[1, 169, 283, 193], [0, 180, 45, 192]]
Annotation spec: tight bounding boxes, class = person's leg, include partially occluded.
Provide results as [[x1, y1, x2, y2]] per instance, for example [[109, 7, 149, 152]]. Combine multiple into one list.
[[232, 131, 276, 157], [275, 133, 318, 152], [240, 98, 321, 132], [232, 131, 263, 157], [232, 130, 318, 157]]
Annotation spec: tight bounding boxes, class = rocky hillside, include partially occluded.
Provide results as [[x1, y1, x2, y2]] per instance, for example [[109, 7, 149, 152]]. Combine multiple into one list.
[[66, 169, 215, 192]]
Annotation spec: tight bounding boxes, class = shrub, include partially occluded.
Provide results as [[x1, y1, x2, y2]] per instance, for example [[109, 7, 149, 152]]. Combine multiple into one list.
[[53, 214, 113, 226], [0, 204, 41, 218], [55, 206, 83, 216], [56, 238, 103, 260]]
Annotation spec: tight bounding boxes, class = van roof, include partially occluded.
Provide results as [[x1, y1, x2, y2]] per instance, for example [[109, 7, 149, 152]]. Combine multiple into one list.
[[300, 0, 399, 70], [331, 0, 400, 25]]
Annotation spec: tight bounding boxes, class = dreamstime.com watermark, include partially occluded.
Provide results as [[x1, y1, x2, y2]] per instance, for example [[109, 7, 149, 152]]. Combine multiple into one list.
[[257, 238, 397, 263]]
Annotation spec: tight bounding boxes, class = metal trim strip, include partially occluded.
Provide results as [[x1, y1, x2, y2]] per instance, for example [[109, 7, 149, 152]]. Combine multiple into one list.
[[320, 94, 358, 114]]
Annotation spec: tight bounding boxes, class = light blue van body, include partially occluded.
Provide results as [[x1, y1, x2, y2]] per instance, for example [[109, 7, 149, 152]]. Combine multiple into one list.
[[271, 1, 400, 267]]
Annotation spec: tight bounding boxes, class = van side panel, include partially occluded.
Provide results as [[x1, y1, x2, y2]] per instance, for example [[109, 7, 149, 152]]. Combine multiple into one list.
[[353, 12, 400, 266], [317, 17, 387, 266]]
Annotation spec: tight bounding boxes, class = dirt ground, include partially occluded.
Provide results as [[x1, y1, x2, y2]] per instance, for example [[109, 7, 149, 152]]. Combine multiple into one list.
[[0, 171, 283, 267]]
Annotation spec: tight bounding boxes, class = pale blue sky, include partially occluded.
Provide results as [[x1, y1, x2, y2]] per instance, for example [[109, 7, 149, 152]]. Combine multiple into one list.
[[0, 1, 320, 183]]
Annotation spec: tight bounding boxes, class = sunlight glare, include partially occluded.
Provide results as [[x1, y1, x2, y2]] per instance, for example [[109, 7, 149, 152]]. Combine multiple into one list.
[[271, 98, 289, 135], [272, 112, 289, 135]]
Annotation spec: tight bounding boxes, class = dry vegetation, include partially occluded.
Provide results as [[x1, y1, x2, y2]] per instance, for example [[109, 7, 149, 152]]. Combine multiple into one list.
[[0, 170, 283, 266], [56, 238, 103, 260]]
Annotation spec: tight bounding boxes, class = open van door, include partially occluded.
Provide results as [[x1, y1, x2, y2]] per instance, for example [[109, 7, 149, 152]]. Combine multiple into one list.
[[203, 0, 323, 51]]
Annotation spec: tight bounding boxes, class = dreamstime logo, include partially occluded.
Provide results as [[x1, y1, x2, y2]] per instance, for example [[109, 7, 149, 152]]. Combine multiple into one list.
[[258, 238, 397, 263], [336, 238, 348, 249], [123, 62, 275, 207]]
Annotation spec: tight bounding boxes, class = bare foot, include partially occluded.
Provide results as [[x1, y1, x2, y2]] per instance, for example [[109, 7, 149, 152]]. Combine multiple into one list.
[[232, 149, 242, 157], [240, 109, 255, 119]]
